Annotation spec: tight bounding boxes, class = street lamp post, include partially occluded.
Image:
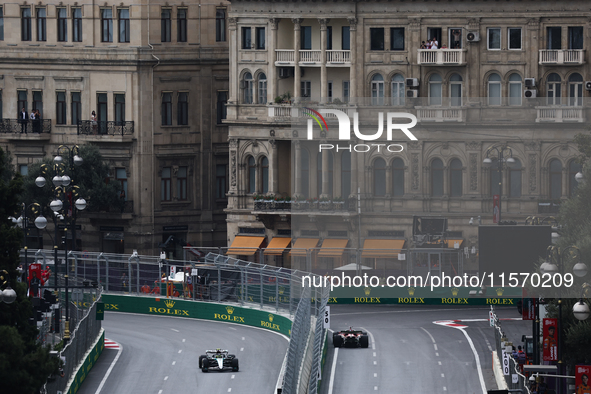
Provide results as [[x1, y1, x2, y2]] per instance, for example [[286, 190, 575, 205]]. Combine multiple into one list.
[[541, 245, 588, 394], [483, 144, 517, 224], [35, 145, 85, 337], [12, 203, 47, 286]]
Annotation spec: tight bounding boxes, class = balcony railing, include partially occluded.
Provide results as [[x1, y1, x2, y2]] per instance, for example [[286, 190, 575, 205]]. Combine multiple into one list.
[[417, 49, 467, 65], [253, 199, 354, 212], [326, 50, 351, 64], [539, 49, 585, 65], [535, 106, 584, 123], [299, 50, 321, 63], [275, 49, 295, 63], [77, 120, 135, 136], [416, 107, 466, 122], [0, 119, 52, 134]]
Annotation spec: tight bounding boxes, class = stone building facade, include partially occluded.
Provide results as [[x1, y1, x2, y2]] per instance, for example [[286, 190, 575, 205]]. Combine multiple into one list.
[[0, 0, 230, 256], [224, 0, 587, 269]]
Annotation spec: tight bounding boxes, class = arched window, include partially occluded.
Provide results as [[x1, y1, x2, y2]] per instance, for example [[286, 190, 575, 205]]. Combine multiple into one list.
[[301, 149, 310, 198], [428, 74, 442, 106], [371, 74, 384, 106], [341, 151, 351, 198], [549, 159, 562, 199], [449, 74, 462, 107], [568, 73, 583, 107], [508, 73, 522, 106], [258, 73, 267, 104], [261, 156, 269, 194], [450, 159, 462, 197], [248, 156, 256, 194], [243, 72, 254, 104], [391, 74, 405, 106], [373, 158, 386, 196], [392, 158, 404, 196], [568, 160, 582, 196], [509, 158, 522, 197], [431, 158, 444, 197], [546, 73, 561, 106], [317, 151, 333, 197], [488, 73, 501, 106]]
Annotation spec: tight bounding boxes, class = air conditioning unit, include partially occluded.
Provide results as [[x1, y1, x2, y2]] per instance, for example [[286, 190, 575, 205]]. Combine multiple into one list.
[[466, 31, 480, 42], [406, 78, 419, 88], [279, 67, 293, 78], [585, 81, 591, 91], [525, 78, 536, 88], [407, 90, 419, 98], [524, 89, 537, 98]]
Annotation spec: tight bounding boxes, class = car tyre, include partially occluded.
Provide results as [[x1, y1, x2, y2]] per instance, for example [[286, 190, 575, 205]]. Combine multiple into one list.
[[199, 355, 206, 369], [231, 358, 239, 372], [202, 358, 209, 372], [333, 333, 343, 347], [360, 335, 369, 348], [228, 354, 236, 359]]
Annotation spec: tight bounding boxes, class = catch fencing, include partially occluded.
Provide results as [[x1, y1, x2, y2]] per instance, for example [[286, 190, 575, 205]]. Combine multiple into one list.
[[26, 249, 329, 394], [491, 307, 531, 394]]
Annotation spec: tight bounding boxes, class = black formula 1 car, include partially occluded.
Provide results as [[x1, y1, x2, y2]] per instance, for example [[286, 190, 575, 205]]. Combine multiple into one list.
[[333, 328, 369, 348], [199, 349, 239, 372]]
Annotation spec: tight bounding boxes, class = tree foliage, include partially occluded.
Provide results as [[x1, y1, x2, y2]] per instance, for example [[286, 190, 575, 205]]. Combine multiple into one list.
[[20, 144, 125, 216], [543, 132, 591, 373], [0, 146, 59, 393]]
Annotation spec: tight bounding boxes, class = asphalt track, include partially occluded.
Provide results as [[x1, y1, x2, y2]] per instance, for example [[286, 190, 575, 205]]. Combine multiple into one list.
[[320, 305, 529, 394], [76, 312, 289, 394]]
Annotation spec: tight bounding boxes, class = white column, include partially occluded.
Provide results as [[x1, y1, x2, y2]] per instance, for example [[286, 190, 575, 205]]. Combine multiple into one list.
[[321, 144, 330, 198], [293, 18, 302, 99], [319, 18, 329, 103], [268, 18, 280, 104], [348, 18, 358, 102]]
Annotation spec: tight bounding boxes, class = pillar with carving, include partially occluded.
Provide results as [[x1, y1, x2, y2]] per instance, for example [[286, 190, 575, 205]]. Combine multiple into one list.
[[319, 18, 329, 102], [228, 17, 238, 104], [292, 18, 302, 99], [348, 18, 357, 101], [269, 139, 278, 194], [268, 18, 280, 104]]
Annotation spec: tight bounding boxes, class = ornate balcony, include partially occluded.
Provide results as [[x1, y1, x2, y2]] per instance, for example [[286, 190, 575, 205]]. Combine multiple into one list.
[[0, 119, 52, 134], [77, 120, 135, 136], [275, 49, 351, 66], [416, 107, 466, 122], [326, 50, 351, 65], [539, 49, 585, 65], [417, 49, 467, 66], [535, 106, 584, 123]]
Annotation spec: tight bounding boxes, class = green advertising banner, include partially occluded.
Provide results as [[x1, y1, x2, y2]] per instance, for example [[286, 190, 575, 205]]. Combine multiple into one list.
[[68, 331, 104, 394], [101, 295, 293, 337]]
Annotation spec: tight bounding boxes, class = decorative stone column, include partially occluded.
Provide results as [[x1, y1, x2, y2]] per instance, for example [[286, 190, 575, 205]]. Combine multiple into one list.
[[228, 18, 238, 103], [319, 18, 330, 103], [268, 18, 280, 104], [269, 139, 278, 194], [293, 140, 302, 198], [321, 142, 330, 199], [292, 18, 303, 99], [348, 18, 358, 101]]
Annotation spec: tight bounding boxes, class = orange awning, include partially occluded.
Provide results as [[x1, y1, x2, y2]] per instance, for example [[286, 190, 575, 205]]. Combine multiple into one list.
[[445, 239, 464, 249], [289, 238, 319, 256], [318, 239, 349, 257], [264, 237, 292, 255], [361, 239, 406, 259], [226, 236, 265, 256]]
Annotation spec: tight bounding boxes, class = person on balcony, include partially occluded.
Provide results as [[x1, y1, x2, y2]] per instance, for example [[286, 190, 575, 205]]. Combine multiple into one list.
[[19, 108, 28, 134], [431, 37, 439, 49]]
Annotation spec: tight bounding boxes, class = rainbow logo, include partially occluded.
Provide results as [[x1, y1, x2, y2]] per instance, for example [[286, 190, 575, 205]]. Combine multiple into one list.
[[304, 107, 328, 134]]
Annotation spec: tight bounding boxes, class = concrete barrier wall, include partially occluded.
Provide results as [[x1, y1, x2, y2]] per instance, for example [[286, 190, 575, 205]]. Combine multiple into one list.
[[101, 294, 293, 337]]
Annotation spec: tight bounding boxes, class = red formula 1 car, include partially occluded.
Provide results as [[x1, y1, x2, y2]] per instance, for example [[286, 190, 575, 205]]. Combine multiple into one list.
[[332, 327, 370, 348]]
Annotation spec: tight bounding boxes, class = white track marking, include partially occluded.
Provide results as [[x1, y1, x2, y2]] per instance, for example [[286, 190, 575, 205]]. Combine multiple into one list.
[[171, 328, 179, 332], [433, 321, 487, 394], [182, 338, 186, 342], [94, 341, 122, 394], [438, 361, 442, 365], [373, 352, 376, 357], [231, 375, 235, 379], [443, 387, 447, 391], [240, 347, 244, 351], [434, 344, 438, 351], [327, 347, 339, 394], [374, 373, 377, 378], [178, 349, 182, 353], [172, 361, 176, 365], [373, 361, 377, 365], [420, 327, 437, 344], [359, 327, 376, 350], [441, 373, 445, 378], [164, 376, 168, 381], [242, 337, 245, 340], [158, 391, 162, 394], [435, 352, 439, 356], [228, 388, 232, 392]]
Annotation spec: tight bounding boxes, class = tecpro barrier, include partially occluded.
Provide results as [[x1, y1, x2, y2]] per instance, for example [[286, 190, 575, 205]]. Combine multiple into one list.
[[101, 294, 293, 337]]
